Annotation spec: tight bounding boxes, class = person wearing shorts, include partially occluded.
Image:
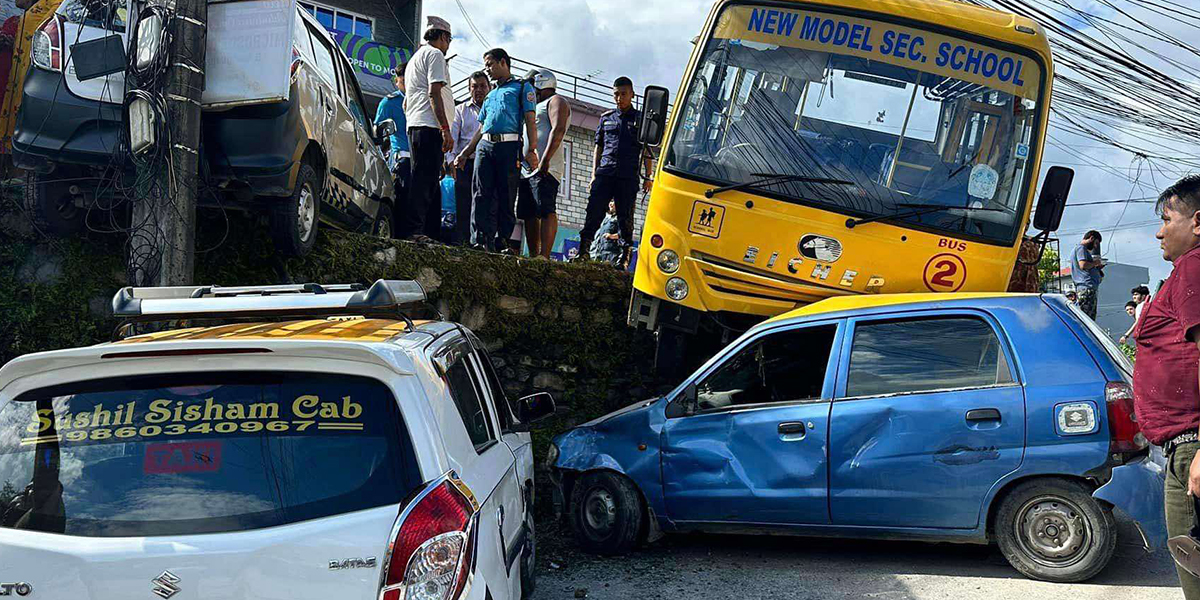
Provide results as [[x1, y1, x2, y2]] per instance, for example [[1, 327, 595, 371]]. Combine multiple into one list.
[[518, 68, 571, 258]]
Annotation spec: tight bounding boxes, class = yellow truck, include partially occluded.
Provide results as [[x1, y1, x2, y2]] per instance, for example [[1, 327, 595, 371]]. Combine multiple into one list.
[[632, 0, 1074, 375]]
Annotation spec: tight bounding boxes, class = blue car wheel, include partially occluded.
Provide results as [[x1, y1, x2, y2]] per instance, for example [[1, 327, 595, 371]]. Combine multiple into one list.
[[569, 471, 643, 555], [995, 479, 1117, 582]]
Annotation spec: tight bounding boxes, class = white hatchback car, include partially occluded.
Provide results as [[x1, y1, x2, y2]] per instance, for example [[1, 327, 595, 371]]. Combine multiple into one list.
[[0, 280, 554, 600]]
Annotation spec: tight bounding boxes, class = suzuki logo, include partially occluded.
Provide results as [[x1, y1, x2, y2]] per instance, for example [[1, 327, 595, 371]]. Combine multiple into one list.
[[151, 571, 181, 599]]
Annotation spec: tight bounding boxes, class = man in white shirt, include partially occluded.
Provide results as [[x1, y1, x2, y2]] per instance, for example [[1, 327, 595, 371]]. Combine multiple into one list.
[[401, 15, 454, 243], [1120, 284, 1151, 345], [447, 71, 488, 246]]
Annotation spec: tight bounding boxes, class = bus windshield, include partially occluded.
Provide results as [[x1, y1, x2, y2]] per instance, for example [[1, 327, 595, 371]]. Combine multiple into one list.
[[666, 5, 1044, 243]]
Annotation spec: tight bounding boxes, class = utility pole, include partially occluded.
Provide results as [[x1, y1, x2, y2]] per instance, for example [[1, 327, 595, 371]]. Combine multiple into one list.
[[128, 0, 207, 287]]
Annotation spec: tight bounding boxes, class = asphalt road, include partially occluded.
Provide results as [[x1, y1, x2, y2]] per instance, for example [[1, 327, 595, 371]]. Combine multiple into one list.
[[532, 514, 1181, 600]]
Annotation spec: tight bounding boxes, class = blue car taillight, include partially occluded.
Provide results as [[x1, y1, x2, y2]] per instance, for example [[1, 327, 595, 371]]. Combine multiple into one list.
[[1106, 381, 1146, 455]]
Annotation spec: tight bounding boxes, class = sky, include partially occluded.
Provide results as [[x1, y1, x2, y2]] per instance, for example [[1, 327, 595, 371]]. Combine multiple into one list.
[[419, 0, 1193, 293]]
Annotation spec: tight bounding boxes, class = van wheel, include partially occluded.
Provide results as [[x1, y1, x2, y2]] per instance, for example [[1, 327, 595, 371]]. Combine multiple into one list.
[[995, 479, 1117, 582], [270, 163, 319, 257], [25, 171, 84, 236], [373, 202, 395, 239], [519, 488, 536, 599], [569, 471, 643, 555]]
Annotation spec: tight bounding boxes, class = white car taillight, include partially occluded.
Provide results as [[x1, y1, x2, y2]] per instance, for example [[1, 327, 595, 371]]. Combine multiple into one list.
[[31, 16, 61, 72], [379, 476, 478, 600]]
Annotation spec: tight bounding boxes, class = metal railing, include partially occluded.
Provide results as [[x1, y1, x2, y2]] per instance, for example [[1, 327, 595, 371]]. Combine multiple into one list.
[[450, 55, 665, 112]]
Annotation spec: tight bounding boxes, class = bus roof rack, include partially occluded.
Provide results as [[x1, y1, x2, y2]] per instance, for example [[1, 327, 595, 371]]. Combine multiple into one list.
[[111, 279, 428, 335]]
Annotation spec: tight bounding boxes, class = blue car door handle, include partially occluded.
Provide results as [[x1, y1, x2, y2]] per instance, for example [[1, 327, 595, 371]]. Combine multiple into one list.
[[965, 408, 1001, 422], [778, 422, 806, 438]]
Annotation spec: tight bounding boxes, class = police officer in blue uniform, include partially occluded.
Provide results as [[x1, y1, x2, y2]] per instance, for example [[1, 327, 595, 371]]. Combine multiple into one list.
[[374, 67, 410, 200], [577, 77, 653, 264], [454, 48, 539, 252]]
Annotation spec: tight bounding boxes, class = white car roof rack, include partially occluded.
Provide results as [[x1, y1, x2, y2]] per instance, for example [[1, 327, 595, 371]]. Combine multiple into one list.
[[111, 280, 428, 339]]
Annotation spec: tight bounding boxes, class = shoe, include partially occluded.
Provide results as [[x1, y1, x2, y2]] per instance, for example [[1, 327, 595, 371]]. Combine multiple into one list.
[[569, 253, 592, 263], [469, 242, 489, 252], [407, 234, 437, 244]]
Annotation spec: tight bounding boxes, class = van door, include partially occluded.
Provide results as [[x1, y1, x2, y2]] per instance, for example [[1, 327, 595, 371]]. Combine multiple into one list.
[[829, 312, 1025, 529], [335, 54, 384, 231], [303, 21, 356, 228]]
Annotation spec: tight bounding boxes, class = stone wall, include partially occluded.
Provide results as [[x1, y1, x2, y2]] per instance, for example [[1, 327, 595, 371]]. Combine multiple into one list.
[[0, 200, 665, 426]]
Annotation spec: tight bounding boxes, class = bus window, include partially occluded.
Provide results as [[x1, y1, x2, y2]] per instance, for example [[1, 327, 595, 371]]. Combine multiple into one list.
[[665, 11, 1044, 243]]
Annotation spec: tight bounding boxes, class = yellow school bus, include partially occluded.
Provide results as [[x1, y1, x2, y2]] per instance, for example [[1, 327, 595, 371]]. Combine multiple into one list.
[[631, 0, 1073, 374]]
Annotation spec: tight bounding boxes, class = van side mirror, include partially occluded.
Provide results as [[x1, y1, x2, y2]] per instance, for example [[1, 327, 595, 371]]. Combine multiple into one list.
[[638, 85, 670, 147], [1033, 166, 1073, 232], [375, 119, 397, 143], [665, 383, 697, 418], [517, 392, 556, 425]]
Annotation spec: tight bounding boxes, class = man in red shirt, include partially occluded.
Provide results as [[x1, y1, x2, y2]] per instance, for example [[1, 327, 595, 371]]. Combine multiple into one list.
[[1134, 174, 1200, 598]]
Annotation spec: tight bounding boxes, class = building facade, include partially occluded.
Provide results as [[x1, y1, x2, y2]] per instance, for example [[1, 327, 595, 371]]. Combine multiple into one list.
[[301, 0, 421, 112], [1053, 261, 1150, 343]]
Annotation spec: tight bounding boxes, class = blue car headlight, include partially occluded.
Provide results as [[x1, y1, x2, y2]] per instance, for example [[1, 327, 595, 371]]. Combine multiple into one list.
[[545, 442, 560, 469]]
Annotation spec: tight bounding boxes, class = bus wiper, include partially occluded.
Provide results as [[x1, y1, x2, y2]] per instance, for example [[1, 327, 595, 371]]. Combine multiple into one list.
[[845, 203, 1006, 229], [704, 172, 855, 199]]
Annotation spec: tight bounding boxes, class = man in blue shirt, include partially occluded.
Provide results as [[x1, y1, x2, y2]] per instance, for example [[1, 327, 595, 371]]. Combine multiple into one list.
[[374, 67, 410, 197], [576, 77, 654, 265], [1072, 229, 1105, 319], [453, 47, 539, 253]]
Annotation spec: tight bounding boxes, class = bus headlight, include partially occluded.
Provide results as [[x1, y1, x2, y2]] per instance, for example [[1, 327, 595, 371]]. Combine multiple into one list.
[[657, 249, 680, 274], [666, 277, 689, 301]]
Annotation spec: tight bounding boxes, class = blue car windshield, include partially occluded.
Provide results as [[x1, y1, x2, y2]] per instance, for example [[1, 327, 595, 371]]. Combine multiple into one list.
[[666, 5, 1045, 243]]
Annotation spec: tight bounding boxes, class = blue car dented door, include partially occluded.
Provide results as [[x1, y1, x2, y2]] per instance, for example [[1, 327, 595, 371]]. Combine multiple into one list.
[[829, 312, 1025, 528], [661, 321, 842, 525]]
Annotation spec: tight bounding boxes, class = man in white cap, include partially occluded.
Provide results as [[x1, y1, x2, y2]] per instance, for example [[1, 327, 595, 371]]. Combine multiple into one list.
[[401, 15, 454, 243], [517, 68, 571, 258]]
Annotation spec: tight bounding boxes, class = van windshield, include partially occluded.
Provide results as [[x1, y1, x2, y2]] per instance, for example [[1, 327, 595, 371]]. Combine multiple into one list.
[[0, 372, 420, 537], [666, 5, 1044, 243]]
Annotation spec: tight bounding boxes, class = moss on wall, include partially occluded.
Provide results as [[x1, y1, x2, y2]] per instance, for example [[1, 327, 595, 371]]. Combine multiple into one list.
[[1, 203, 663, 419]]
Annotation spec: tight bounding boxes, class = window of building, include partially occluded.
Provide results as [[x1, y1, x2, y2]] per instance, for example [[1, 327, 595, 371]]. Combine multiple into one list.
[[846, 317, 1014, 398], [299, 1, 375, 39], [559, 141, 573, 199]]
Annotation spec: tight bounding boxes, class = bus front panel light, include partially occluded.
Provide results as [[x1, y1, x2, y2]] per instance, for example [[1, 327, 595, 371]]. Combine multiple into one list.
[[666, 277, 689, 301], [657, 249, 680, 274]]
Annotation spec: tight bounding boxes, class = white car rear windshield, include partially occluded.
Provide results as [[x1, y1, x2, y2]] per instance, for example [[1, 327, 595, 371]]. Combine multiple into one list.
[[0, 372, 420, 537]]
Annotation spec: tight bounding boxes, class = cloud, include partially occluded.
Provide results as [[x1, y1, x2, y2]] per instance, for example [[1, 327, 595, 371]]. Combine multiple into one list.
[[432, 0, 710, 91]]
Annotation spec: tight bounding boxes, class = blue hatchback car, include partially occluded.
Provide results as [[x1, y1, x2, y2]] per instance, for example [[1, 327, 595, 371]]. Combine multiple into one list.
[[549, 293, 1165, 582]]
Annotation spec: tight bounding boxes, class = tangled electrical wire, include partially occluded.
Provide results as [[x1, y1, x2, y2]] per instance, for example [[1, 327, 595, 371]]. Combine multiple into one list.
[[968, 0, 1200, 172]]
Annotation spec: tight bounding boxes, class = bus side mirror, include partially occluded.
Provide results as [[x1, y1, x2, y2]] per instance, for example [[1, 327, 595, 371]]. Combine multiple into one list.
[[1033, 166, 1073, 232], [639, 85, 670, 147]]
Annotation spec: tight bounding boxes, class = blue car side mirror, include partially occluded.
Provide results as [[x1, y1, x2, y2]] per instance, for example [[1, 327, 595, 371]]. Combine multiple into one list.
[[665, 384, 697, 418]]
